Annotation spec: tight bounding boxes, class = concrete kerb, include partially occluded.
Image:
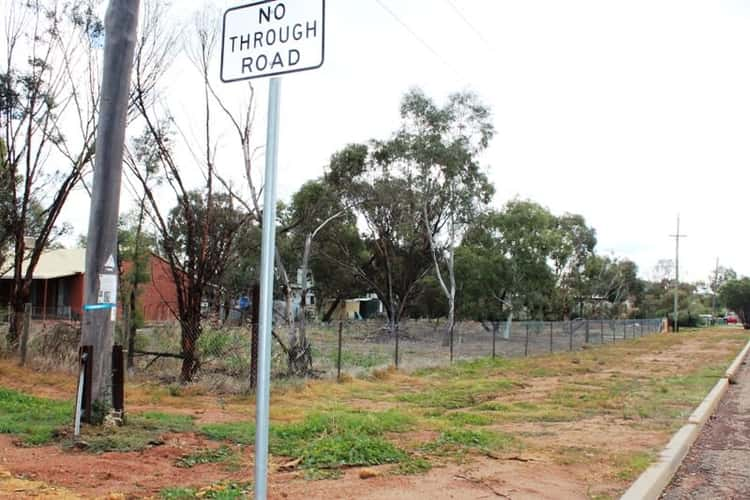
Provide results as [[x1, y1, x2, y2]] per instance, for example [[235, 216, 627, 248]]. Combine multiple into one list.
[[620, 338, 750, 500], [725, 339, 750, 383]]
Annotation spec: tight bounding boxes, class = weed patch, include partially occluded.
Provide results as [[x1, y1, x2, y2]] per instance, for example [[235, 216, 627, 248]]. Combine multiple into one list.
[[77, 412, 195, 453], [200, 422, 255, 445], [160, 481, 250, 499], [175, 446, 236, 468], [444, 411, 493, 426], [0, 388, 71, 445]]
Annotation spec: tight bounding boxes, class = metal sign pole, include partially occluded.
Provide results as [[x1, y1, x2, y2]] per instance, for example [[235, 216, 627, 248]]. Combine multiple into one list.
[[254, 77, 281, 500]]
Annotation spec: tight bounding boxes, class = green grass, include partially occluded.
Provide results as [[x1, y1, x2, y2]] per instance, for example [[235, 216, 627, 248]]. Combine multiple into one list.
[[201, 422, 255, 445], [613, 451, 654, 480], [422, 428, 519, 456], [202, 409, 415, 470], [394, 456, 432, 475], [79, 411, 196, 453], [0, 387, 71, 445], [396, 378, 518, 409], [443, 411, 493, 426], [331, 350, 390, 369], [175, 445, 237, 468], [160, 482, 251, 499]]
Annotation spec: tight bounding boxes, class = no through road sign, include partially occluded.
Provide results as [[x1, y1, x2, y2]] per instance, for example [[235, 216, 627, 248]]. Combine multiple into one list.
[[221, 0, 325, 82]]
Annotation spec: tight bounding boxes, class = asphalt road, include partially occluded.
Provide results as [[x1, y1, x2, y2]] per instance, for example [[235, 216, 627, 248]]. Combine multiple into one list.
[[662, 357, 750, 499]]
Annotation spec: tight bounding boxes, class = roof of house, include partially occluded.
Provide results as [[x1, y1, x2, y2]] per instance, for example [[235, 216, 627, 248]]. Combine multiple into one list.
[[1, 248, 87, 280]]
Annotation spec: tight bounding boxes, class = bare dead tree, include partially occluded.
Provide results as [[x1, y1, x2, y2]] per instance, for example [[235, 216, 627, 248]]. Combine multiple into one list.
[[129, 10, 250, 382], [1, 0, 102, 349]]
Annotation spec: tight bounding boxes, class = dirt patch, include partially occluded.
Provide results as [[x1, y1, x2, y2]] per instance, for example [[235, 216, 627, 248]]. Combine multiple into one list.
[[0, 433, 248, 498]]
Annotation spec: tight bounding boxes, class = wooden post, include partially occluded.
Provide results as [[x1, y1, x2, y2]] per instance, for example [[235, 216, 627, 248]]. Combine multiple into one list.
[[600, 319, 604, 344], [569, 321, 573, 351], [79, 345, 93, 423], [112, 345, 124, 415], [19, 303, 32, 366], [492, 323, 497, 359], [549, 321, 554, 353], [524, 323, 530, 357], [585, 319, 590, 343]]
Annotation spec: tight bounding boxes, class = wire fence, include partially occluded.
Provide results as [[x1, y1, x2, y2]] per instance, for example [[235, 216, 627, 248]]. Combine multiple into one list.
[[126, 318, 663, 388]]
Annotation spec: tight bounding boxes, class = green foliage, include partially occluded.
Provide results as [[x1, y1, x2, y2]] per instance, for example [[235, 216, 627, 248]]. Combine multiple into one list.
[[720, 278, 750, 325], [0, 388, 71, 445], [325, 88, 495, 327]]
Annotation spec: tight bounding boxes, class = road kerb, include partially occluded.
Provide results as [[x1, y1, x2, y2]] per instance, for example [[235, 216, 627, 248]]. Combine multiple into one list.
[[725, 339, 750, 383], [687, 378, 728, 425], [620, 338, 750, 500]]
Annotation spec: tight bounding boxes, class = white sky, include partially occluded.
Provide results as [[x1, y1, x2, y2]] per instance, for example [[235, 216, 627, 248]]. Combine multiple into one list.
[[58, 0, 750, 283]]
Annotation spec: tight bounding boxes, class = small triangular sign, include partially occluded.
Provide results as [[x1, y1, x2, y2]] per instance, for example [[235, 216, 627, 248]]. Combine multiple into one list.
[[104, 254, 115, 271]]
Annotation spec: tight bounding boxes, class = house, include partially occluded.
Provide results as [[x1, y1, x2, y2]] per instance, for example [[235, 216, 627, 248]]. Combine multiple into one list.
[[0, 248, 180, 323], [0, 248, 85, 320], [324, 294, 384, 321]]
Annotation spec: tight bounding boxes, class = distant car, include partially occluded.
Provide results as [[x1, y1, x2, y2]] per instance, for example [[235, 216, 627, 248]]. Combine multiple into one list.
[[726, 316, 738, 324]]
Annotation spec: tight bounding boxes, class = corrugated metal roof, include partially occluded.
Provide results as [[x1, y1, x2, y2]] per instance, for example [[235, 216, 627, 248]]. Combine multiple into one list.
[[1, 247, 87, 280]]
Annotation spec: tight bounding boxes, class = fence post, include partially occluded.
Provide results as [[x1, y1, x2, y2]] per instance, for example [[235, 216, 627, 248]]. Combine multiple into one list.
[[569, 321, 573, 351], [640, 322, 644, 337], [19, 303, 31, 366], [492, 323, 497, 359], [585, 319, 590, 343], [549, 321, 554, 353], [394, 324, 400, 369], [524, 323, 530, 357], [337, 321, 343, 382], [600, 319, 604, 344]]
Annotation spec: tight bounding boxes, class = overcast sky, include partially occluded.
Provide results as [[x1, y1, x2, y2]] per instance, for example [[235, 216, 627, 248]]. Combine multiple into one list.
[[58, 0, 750, 283]]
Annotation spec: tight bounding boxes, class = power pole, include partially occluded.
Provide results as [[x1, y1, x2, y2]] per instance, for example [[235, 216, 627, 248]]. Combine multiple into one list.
[[712, 257, 720, 319], [669, 215, 687, 332], [79, 0, 141, 422]]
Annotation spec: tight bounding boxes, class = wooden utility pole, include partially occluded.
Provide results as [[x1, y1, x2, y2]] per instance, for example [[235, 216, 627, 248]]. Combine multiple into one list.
[[79, 0, 140, 422], [669, 216, 687, 332], [712, 258, 720, 319]]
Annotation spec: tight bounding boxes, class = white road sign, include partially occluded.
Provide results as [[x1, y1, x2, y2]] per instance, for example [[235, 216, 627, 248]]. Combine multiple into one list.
[[221, 0, 325, 82]]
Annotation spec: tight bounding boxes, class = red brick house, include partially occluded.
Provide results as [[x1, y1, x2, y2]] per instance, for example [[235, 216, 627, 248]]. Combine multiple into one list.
[[0, 248, 180, 323]]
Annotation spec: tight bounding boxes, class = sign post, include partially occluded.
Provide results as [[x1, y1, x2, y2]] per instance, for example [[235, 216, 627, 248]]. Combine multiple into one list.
[[220, 1, 325, 498]]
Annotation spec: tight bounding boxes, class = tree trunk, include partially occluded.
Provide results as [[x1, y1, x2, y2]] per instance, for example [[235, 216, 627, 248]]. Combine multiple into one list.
[[7, 283, 31, 351], [179, 322, 199, 383], [126, 287, 137, 372], [322, 295, 342, 323], [503, 310, 513, 340]]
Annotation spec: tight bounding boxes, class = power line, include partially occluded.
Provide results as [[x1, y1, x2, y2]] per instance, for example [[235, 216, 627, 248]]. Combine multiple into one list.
[[373, 0, 461, 78], [442, 0, 495, 54]]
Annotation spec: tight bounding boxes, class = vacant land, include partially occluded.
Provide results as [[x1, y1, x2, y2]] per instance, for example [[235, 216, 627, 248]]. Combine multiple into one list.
[[0, 327, 747, 499]]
